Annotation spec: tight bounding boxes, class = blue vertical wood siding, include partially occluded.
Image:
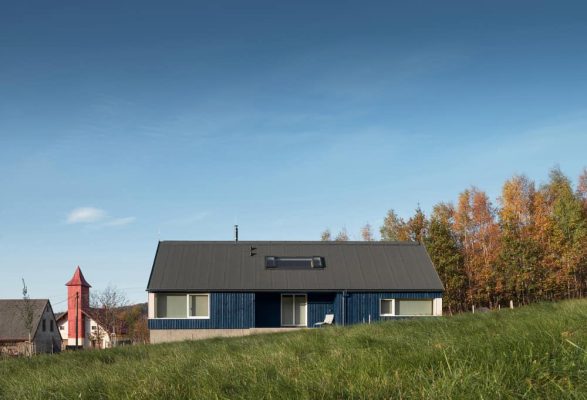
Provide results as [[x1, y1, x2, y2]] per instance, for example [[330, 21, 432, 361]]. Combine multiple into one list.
[[343, 292, 442, 325], [149, 292, 254, 329], [149, 291, 442, 329], [307, 293, 338, 326]]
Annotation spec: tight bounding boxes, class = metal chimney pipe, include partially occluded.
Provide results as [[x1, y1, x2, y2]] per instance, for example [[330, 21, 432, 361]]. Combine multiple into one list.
[[234, 225, 239, 243]]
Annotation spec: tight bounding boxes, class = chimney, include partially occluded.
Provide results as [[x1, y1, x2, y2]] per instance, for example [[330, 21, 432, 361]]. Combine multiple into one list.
[[234, 224, 239, 243]]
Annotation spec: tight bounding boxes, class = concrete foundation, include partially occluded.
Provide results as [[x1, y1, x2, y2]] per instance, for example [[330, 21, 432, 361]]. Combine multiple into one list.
[[150, 328, 304, 344]]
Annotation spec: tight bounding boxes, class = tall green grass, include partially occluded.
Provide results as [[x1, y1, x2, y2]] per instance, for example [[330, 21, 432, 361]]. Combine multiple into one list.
[[1, 300, 586, 399]]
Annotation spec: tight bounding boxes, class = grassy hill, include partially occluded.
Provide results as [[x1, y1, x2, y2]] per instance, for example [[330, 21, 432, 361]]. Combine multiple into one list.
[[1, 300, 586, 399]]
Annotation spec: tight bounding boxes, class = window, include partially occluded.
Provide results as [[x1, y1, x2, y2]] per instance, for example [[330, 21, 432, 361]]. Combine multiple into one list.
[[91, 326, 97, 331], [155, 293, 210, 319], [156, 294, 187, 318], [42, 319, 46, 331], [60, 325, 65, 331], [50, 320, 54, 332], [188, 294, 210, 319], [396, 300, 433, 316], [266, 257, 325, 269], [380, 299, 394, 316], [379, 299, 434, 317], [281, 294, 307, 326]]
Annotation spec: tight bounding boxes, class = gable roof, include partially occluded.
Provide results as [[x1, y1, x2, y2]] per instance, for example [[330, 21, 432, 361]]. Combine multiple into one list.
[[65, 266, 91, 287], [147, 241, 444, 292], [0, 299, 49, 341]]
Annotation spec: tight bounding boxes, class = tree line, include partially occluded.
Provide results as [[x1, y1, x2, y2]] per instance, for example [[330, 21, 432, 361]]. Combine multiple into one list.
[[321, 167, 587, 314]]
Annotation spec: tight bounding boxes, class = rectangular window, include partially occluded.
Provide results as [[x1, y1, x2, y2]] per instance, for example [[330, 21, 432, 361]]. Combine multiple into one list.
[[60, 325, 65, 331], [188, 294, 210, 319], [396, 300, 433, 316], [380, 299, 395, 316], [281, 294, 307, 326], [156, 294, 187, 318], [266, 257, 325, 269], [380, 299, 433, 316], [42, 319, 46, 331], [50, 320, 54, 332]]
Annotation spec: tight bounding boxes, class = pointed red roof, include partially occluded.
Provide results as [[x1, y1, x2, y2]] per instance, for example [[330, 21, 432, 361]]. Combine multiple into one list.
[[65, 266, 91, 287]]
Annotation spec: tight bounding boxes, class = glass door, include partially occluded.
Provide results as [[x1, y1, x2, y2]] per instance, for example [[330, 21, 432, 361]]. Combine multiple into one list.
[[281, 294, 307, 326]]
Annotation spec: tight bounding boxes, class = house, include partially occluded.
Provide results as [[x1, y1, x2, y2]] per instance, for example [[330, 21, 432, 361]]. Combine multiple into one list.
[[55, 310, 113, 350], [0, 299, 62, 355], [55, 267, 114, 349], [146, 241, 444, 343]]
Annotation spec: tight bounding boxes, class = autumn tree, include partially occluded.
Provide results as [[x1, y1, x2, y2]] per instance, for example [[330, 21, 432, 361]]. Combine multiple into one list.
[[317, 166, 587, 312], [334, 228, 350, 241], [320, 229, 332, 241], [542, 168, 587, 298], [454, 187, 501, 308], [91, 285, 129, 346], [361, 224, 374, 241], [406, 205, 428, 243], [576, 168, 587, 212], [497, 175, 542, 305], [424, 203, 466, 314], [122, 304, 149, 344], [380, 209, 410, 241]]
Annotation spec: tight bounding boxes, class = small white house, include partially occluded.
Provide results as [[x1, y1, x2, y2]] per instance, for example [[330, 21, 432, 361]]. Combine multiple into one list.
[[55, 310, 112, 349]]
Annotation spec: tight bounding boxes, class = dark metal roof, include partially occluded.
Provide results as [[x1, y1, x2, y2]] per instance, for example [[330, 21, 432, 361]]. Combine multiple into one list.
[[0, 299, 49, 341], [147, 241, 444, 292]]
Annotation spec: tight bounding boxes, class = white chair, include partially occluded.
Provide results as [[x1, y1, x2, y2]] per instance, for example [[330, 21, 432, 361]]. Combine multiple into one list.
[[314, 313, 334, 327]]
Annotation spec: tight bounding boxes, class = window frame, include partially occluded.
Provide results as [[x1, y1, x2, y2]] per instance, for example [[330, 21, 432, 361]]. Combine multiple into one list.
[[155, 293, 210, 319], [380, 298, 434, 317], [379, 299, 396, 317], [187, 293, 211, 320], [280, 294, 308, 327]]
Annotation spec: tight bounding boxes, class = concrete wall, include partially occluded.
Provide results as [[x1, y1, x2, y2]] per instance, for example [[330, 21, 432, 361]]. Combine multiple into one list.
[[150, 327, 302, 343]]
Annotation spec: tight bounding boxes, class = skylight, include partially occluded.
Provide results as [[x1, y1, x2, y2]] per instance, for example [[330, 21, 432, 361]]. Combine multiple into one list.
[[265, 256, 325, 269]]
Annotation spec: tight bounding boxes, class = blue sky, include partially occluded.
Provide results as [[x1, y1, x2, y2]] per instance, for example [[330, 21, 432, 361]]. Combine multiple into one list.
[[1, 1, 587, 307]]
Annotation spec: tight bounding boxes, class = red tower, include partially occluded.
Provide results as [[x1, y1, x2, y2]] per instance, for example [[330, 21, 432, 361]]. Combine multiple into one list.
[[66, 266, 91, 347]]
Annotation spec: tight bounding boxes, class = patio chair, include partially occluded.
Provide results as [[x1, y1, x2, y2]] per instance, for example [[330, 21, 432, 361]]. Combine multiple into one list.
[[314, 313, 334, 327]]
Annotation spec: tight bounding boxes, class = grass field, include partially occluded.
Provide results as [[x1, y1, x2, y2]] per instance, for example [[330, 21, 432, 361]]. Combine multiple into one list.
[[1, 300, 586, 399]]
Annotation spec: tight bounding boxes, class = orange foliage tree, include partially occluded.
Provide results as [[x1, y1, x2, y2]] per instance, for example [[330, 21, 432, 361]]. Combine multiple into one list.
[[321, 166, 587, 312]]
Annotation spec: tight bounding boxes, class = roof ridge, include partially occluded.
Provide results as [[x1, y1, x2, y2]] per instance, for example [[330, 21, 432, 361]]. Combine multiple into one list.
[[159, 240, 421, 246]]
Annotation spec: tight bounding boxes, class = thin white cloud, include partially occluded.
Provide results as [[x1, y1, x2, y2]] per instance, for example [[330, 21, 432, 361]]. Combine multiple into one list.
[[66, 207, 135, 227], [66, 207, 107, 224], [103, 217, 136, 227]]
